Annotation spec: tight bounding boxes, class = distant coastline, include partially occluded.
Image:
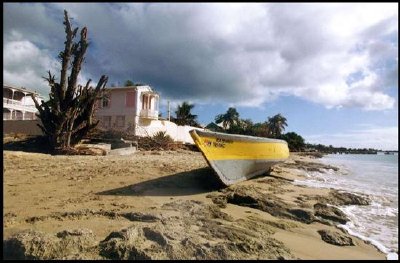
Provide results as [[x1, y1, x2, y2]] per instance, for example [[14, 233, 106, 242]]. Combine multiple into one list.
[[303, 143, 398, 155]]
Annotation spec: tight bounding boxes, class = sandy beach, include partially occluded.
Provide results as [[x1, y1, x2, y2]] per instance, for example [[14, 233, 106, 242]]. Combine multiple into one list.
[[3, 147, 386, 259]]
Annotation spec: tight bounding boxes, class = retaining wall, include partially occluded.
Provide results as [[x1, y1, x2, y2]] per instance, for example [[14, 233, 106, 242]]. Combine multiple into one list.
[[3, 120, 43, 135]]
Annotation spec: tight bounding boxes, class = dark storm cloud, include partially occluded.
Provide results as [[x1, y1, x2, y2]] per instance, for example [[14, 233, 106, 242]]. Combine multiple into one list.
[[3, 3, 398, 109]]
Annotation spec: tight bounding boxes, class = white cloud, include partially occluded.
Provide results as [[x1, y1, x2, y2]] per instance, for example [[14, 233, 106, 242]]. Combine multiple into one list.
[[325, 3, 398, 38], [3, 40, 58, 95], [305, 126, 398, 150], [3, 39, 92, 98], [348, 90, 395, 110]]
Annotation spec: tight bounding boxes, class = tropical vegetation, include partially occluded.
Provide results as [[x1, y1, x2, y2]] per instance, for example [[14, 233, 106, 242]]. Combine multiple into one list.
[[280, 132, 305, 152], [211, 108, 304, 151], [172, 101, 201, 127], [124, 80, 134, 86], [214, 107, 240, 130], [267, 113, 287, 138]]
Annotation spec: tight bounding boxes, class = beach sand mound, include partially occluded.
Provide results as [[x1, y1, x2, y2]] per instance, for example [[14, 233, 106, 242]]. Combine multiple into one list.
[[3, 228, 99, 260], [4, 200, 295, 260], [100, 200, 294, 260]]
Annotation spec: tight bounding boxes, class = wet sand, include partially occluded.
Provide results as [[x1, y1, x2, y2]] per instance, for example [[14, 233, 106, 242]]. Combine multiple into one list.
[[3, 149, 385, 259]]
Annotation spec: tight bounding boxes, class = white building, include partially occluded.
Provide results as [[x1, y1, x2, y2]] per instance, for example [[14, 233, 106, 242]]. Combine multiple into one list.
[[95, 85, 203, 144], [3, 84, 44, 120]]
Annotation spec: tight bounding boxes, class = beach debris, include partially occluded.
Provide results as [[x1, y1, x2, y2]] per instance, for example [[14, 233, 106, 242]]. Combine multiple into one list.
[[87, 128, 191, 152], [74, 145, 108, 156], [49, 146, 104, 156], [317, 229, 355, 246]]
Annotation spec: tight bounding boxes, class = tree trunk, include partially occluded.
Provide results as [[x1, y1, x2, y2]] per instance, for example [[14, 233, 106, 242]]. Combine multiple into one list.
[[32, 9, 108, 154]]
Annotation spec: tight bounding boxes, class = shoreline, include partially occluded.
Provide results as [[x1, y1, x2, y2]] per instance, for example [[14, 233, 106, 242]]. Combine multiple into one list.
[[295, 153, 398, 260], [3, 149, 387, 259]]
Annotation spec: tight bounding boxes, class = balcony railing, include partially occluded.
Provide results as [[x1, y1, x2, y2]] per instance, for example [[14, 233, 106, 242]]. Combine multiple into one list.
[[4, 98, 22, 105], [3, 98, 37, 112], [3, 112, 37, 120], [140, 109, 159, 119]]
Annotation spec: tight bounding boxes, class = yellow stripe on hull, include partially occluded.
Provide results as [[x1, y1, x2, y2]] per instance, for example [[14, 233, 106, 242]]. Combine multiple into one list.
[[190, 131, 289, 161]]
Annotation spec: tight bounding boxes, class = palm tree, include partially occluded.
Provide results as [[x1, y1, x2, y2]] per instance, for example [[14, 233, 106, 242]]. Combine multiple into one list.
[[267, 113, 288, 138], [174, 101, 199, 127], [215, 107, 240, 131], [232, 118, 254, 135], [240, 118, 254, 134], [124, 80, 134, 86], [253, 122, 270, 137]]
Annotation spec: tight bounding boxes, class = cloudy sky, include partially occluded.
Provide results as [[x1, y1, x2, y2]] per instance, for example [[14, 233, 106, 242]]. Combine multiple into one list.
[[3, 3, 398, 150]]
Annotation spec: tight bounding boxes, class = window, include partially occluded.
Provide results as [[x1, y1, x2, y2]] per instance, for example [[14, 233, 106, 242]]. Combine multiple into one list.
[[103, 116, 111, 128], [116, 115, 125, 128], [126, 91, 136, 108], [102, 94, 111, 108]]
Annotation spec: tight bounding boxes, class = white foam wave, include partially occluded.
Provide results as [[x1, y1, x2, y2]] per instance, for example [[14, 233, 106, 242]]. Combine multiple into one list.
[[338, 223, 398, 260]]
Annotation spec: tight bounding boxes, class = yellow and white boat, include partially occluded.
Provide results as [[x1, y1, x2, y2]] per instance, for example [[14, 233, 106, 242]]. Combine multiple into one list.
[[189, 129, 289, 186]]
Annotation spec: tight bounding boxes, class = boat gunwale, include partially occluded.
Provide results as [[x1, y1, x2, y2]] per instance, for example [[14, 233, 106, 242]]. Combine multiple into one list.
[[192, 129, 288, 144]]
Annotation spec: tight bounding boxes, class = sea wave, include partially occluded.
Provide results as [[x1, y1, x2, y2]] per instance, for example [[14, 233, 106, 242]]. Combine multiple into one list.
[[338, 222, 398, 260], [293, 156, 398, 258]]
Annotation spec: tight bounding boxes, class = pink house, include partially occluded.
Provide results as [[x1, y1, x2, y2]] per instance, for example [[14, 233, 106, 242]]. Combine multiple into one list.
[[95, 85, 203, 144], [95, 85, 159, 133]]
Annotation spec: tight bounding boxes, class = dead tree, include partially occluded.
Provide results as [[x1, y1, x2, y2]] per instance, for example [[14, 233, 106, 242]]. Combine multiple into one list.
[[31, 10, 108, 152]]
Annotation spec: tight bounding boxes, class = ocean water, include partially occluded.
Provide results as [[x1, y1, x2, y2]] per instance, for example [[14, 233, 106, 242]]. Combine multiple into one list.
[[293, 153, 398, 259]]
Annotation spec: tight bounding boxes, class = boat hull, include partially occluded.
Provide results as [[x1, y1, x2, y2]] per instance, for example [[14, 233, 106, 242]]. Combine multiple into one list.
[[189, 130, 289, 186]]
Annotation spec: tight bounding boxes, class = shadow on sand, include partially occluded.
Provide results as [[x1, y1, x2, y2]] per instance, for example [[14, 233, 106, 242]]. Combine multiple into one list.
[[3, 135, 51, 154], [97, 167, 226, 197]]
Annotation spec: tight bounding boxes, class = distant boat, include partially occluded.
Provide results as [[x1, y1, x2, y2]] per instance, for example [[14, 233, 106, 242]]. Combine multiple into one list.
[[189, 130, 290, 186]]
